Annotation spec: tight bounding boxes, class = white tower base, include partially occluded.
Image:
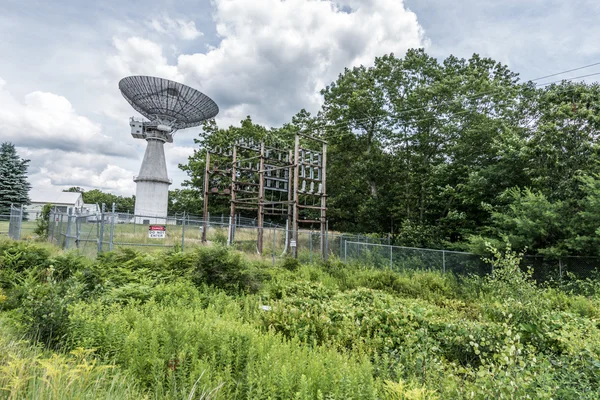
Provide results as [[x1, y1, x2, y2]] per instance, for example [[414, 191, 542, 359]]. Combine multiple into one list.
[[134, 136, 171, 224]]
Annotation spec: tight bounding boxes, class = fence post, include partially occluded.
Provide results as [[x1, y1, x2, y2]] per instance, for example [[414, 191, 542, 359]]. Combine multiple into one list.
[[227, 215, 233, 246], [272, 226, 276, 267], [109, 203, 115, 251], [559, 258, 563, 281], [18, 205, 23, 240], [58, 213, 64, 248], [325, 220, 329, 261], [390, 245, 393, 269], [65, 208, 73, 249], [442, 251, 446, 274], [344, 239, 347, 263], [309, 231, 313, 263], [49, 210, 55, 244], [181, 213, 186, 251], [76, 215, 81, 249], [98, 204, 105, 254]]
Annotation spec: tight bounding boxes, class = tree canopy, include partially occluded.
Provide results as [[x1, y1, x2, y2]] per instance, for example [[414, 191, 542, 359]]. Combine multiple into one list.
[[178, 49, 600, 256], [0, 143, 31, 215]]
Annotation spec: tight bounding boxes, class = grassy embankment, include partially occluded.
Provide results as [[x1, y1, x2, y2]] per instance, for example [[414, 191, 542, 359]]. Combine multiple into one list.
[[0, 239, 599, 399]]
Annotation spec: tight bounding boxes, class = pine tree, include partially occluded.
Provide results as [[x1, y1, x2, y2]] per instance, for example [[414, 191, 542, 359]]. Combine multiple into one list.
[[0, 142, 31, 215]]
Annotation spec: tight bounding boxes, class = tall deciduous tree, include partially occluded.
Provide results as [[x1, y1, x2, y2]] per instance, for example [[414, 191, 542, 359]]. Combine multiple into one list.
[[0, 142, 31, 215]]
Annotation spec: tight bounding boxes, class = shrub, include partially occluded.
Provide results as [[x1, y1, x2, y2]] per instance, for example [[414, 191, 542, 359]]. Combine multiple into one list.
[[190, 246, 264, 293], [280, 256, 300, 271], [33, 203, 53, 240]]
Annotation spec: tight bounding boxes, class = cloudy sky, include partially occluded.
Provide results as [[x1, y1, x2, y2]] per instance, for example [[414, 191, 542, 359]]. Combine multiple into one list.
[[2, 0, 600, 196]]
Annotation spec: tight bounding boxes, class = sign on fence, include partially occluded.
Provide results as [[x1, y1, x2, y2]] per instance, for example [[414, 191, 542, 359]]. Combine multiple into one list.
[[148, 225, 166, 239]]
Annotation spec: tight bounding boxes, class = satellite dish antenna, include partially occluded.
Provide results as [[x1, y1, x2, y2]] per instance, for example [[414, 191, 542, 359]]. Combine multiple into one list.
[[119, 76, 219, 223]]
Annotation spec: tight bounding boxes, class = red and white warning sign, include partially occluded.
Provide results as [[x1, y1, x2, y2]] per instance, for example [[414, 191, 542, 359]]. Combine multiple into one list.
[[148, 225, 166, 239]]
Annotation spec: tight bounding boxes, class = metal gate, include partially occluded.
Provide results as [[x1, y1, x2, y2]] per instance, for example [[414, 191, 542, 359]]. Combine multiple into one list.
[[8, 204, 23, 240]]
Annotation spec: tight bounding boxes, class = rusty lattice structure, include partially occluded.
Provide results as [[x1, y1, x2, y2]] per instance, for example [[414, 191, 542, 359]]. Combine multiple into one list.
[[202, 132, 327, 259]]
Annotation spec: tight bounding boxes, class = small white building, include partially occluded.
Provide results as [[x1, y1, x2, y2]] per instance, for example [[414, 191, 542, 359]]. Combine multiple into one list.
[[26, 189, 84, 219]]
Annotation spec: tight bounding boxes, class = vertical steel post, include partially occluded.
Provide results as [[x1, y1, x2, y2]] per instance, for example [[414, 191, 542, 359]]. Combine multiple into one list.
[[98, 203, 105, 253], [325, 219, 329, 261], [320, 141, 327, 260], [76, 215, 81, 249], [18, 205, 23, 240], [58, 213, 64, 248], [309, 231, 313, 263], [272, 225, 276, 266], [292, 134, 300, 258], [257, 142, 265, 254], [65, 208, 72, 249], [181, 212, 186, 251], [344, 239, 347, 263], [49, 210, 55, 244], [202, 151, 210, 243], [390, 245, 393, 270], [228, 145, 237, 246], [559, 258, 563, 281], [109, 203, 116, 251], [442, 251, 446, 273], [286, 150, 293, 253]]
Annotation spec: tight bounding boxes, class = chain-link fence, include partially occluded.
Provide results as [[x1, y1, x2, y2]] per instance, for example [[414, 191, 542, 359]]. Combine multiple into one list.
[[0, 213, 10, 239], [45, 207, 393, 263], [6, 204, 600, 281], [343, 241, 491, 276], [343, 241, 600, 280]]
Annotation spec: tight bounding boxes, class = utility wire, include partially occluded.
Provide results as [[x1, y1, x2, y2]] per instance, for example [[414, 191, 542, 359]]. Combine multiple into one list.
[[534, 72, 600, 87], [530, 61, 600, 82], [306, 67, 600, 137]]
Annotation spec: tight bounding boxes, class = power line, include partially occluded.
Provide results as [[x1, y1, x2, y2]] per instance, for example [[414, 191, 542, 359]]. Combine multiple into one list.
[[307, 67, 600, 137], [530, 61, 600, 82], [535, 72, 600, 87]]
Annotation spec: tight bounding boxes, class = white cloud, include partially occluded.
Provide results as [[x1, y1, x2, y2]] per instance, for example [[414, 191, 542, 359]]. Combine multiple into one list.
[[3, 0, 428, 195], [151, 16, 203, 40], [0, 80, 133, 157], [107, 37, 183, 82], [16, 147, 137, 196], [108, 0, 427, 127]]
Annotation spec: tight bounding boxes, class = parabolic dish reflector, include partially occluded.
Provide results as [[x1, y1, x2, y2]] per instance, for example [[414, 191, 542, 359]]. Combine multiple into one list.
[[119, 76, 219, 130]]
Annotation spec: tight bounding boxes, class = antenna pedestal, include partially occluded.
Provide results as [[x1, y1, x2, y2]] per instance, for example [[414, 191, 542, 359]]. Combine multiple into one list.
[[133, 138, 172, 224]]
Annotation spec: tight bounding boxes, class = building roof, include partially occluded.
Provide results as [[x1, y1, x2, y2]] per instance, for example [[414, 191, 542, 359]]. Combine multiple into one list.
[[29, 189, 83, 206]]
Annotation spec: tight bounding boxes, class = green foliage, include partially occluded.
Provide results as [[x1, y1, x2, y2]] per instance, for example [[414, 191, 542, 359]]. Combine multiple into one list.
[[168, 188, 203, 215], [67, 293, 377, 399], [1, 241, 599, 399], [76, 188, 135, 212], [172, 50, 600, 257], [33, 203, 53, 240], [0, 142, 31, 215], [189, 245, 264, 293], [0, 323, 144, 399], [280, 256, 300, 271]]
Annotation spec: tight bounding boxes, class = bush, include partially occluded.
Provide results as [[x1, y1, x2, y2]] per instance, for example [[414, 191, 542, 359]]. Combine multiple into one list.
[[33, 203, 53, 240], [280, 256, 300, 271], [190, 246, 265, 293]]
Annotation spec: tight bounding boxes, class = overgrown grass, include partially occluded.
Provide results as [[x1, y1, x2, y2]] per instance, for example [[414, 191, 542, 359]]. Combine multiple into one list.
[[1, 239, 599, 399], [0, 317, 143, 399]]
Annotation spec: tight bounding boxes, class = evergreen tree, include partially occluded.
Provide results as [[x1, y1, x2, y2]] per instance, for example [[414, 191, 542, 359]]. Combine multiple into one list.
[[0, 142, 31, 215]]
